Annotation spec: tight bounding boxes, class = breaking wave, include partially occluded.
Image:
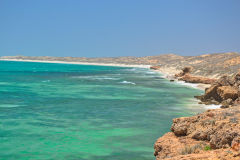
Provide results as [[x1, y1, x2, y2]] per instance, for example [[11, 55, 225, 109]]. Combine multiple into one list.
[[119, 81, 136, 85]]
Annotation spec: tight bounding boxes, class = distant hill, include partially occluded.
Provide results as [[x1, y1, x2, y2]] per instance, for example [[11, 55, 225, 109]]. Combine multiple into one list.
[[1, 52, 240, 78]]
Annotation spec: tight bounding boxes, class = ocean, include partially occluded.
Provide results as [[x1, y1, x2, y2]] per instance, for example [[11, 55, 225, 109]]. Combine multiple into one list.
[[0, 61, 204, 160]]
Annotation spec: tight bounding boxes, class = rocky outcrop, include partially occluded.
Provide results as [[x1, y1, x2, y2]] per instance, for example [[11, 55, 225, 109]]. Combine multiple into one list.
[[154, 70, 240, 160], [217, 86, 238, 101], [179, 74, 216, 84], [150, 65, 161, 70], [175, 67, 216, 84], [175, 66, 193, 77], [154, 106, 240, 160], [196, 72, 240, 107]]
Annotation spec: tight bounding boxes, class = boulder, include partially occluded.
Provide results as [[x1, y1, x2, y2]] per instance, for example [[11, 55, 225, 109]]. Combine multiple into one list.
[[234, 72, 240, 81], [175, 66, 193, 77], [234, 72, 240, 88], [216, 75, 235, 86], [221, 98, 233, 106], [179, 74, 216, 84], [182, 66, 193, 73], [150, 65, 161, 70], [199, 85, 221, 102], [171, 117, 189, 136], [217, 86, 238, 101], [232, 137, 240, 152], [195, 72, 240, 106], [220, 105, 229, 109]]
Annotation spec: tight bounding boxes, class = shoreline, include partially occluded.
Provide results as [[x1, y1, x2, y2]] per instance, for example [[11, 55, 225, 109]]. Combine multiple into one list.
[[0, 58, 209, 90], [0, 59, 150, 68], [153, 69, 211, 91], [2, 57, 229, 159], [154, 68, 240, 159], [1, 58, 211, 91], [1, 58, 216, 110]]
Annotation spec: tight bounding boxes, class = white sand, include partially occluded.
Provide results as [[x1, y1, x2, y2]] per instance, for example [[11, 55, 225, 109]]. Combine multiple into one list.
[[0, 59, 150, 68]]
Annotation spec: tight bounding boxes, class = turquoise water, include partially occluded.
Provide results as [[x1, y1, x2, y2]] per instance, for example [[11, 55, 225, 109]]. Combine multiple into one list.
[[0, 61, 204, 160]]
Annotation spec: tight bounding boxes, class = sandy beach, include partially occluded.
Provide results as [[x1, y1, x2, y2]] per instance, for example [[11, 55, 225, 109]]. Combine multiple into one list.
[[0, 59, 151, 68]]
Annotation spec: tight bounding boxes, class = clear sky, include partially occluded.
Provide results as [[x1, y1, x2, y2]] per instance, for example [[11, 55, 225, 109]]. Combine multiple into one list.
[[1, 0, 240, 57]]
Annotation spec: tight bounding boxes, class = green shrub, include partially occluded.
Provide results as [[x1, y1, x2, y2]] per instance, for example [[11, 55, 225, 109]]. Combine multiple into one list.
[[204, 145, 211, 151]]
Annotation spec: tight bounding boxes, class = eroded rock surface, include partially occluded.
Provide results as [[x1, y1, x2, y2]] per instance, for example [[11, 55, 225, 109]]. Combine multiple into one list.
[[196, 72, 240, 107], [175, 67, 216, 84], [155, 71, 240, 159], [154, 106, 240, 160], [175, 66, 193, 77], [150, 65, 161, 70], [179, 74, 216, 84]]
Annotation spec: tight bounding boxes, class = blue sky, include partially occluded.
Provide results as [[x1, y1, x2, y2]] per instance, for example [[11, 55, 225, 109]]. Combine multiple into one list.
[[0, 0, 240, 57]]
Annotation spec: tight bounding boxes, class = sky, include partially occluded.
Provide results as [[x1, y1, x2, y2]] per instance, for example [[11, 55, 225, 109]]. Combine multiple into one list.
[[0, 0, 240, 57]]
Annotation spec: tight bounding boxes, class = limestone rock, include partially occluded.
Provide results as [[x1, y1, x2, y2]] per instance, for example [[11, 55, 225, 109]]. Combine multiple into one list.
[[179, 74, 216, 84], [195, 72, 240, 106], [175, 66, 193, 77], [154, 106, 240, 160], [150, 65, 161, 70], [217, 86, 238, 101]]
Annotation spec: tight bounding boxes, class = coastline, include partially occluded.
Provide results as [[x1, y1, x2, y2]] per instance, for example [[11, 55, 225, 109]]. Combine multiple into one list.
[[152, 68, 210, 91], [0, 58, 209, 91], [154, 70, 240, 159], [2, 57, 233, 159], [0, 58, 213, 160], [2, 58, 215, 110], [1, 58, 215, 110], [0, 59, 150, 68]]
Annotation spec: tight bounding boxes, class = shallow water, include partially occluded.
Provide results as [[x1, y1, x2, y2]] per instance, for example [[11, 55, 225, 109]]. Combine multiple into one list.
[[0, 61, 204, 160]]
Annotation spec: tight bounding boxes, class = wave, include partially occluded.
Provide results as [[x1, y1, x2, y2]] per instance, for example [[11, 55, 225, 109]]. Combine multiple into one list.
[[124, 68, 146, 73], [72, 76, 119, 80], [145, 71, 157, 74], [119, 81, 136, 85], [95, 77, 119, 80], [175, 81, 199, 89], [190, 98, 221, 110], [42, 80, 50, 83], [124, 68, 137, 71], [88, 77, 120, 80], [204, 104, 221, 109], [0, 104, 22, 108]]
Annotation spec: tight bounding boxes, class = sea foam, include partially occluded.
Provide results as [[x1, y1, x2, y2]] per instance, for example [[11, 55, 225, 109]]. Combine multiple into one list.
[[120, 81, 136, 85], [204, 104, 221, 109], [42, 80, 51, 83], [175, 81, 199, 89], [72, 76, 119, 80]]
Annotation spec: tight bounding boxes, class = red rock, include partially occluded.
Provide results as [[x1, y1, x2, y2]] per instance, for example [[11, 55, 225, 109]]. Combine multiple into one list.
[[154, 107, 240, 160], [232, 137, 240, 152], [217, 86, 238, 101], [179, 74, 216, 84], [150, 65, 161, 70]]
